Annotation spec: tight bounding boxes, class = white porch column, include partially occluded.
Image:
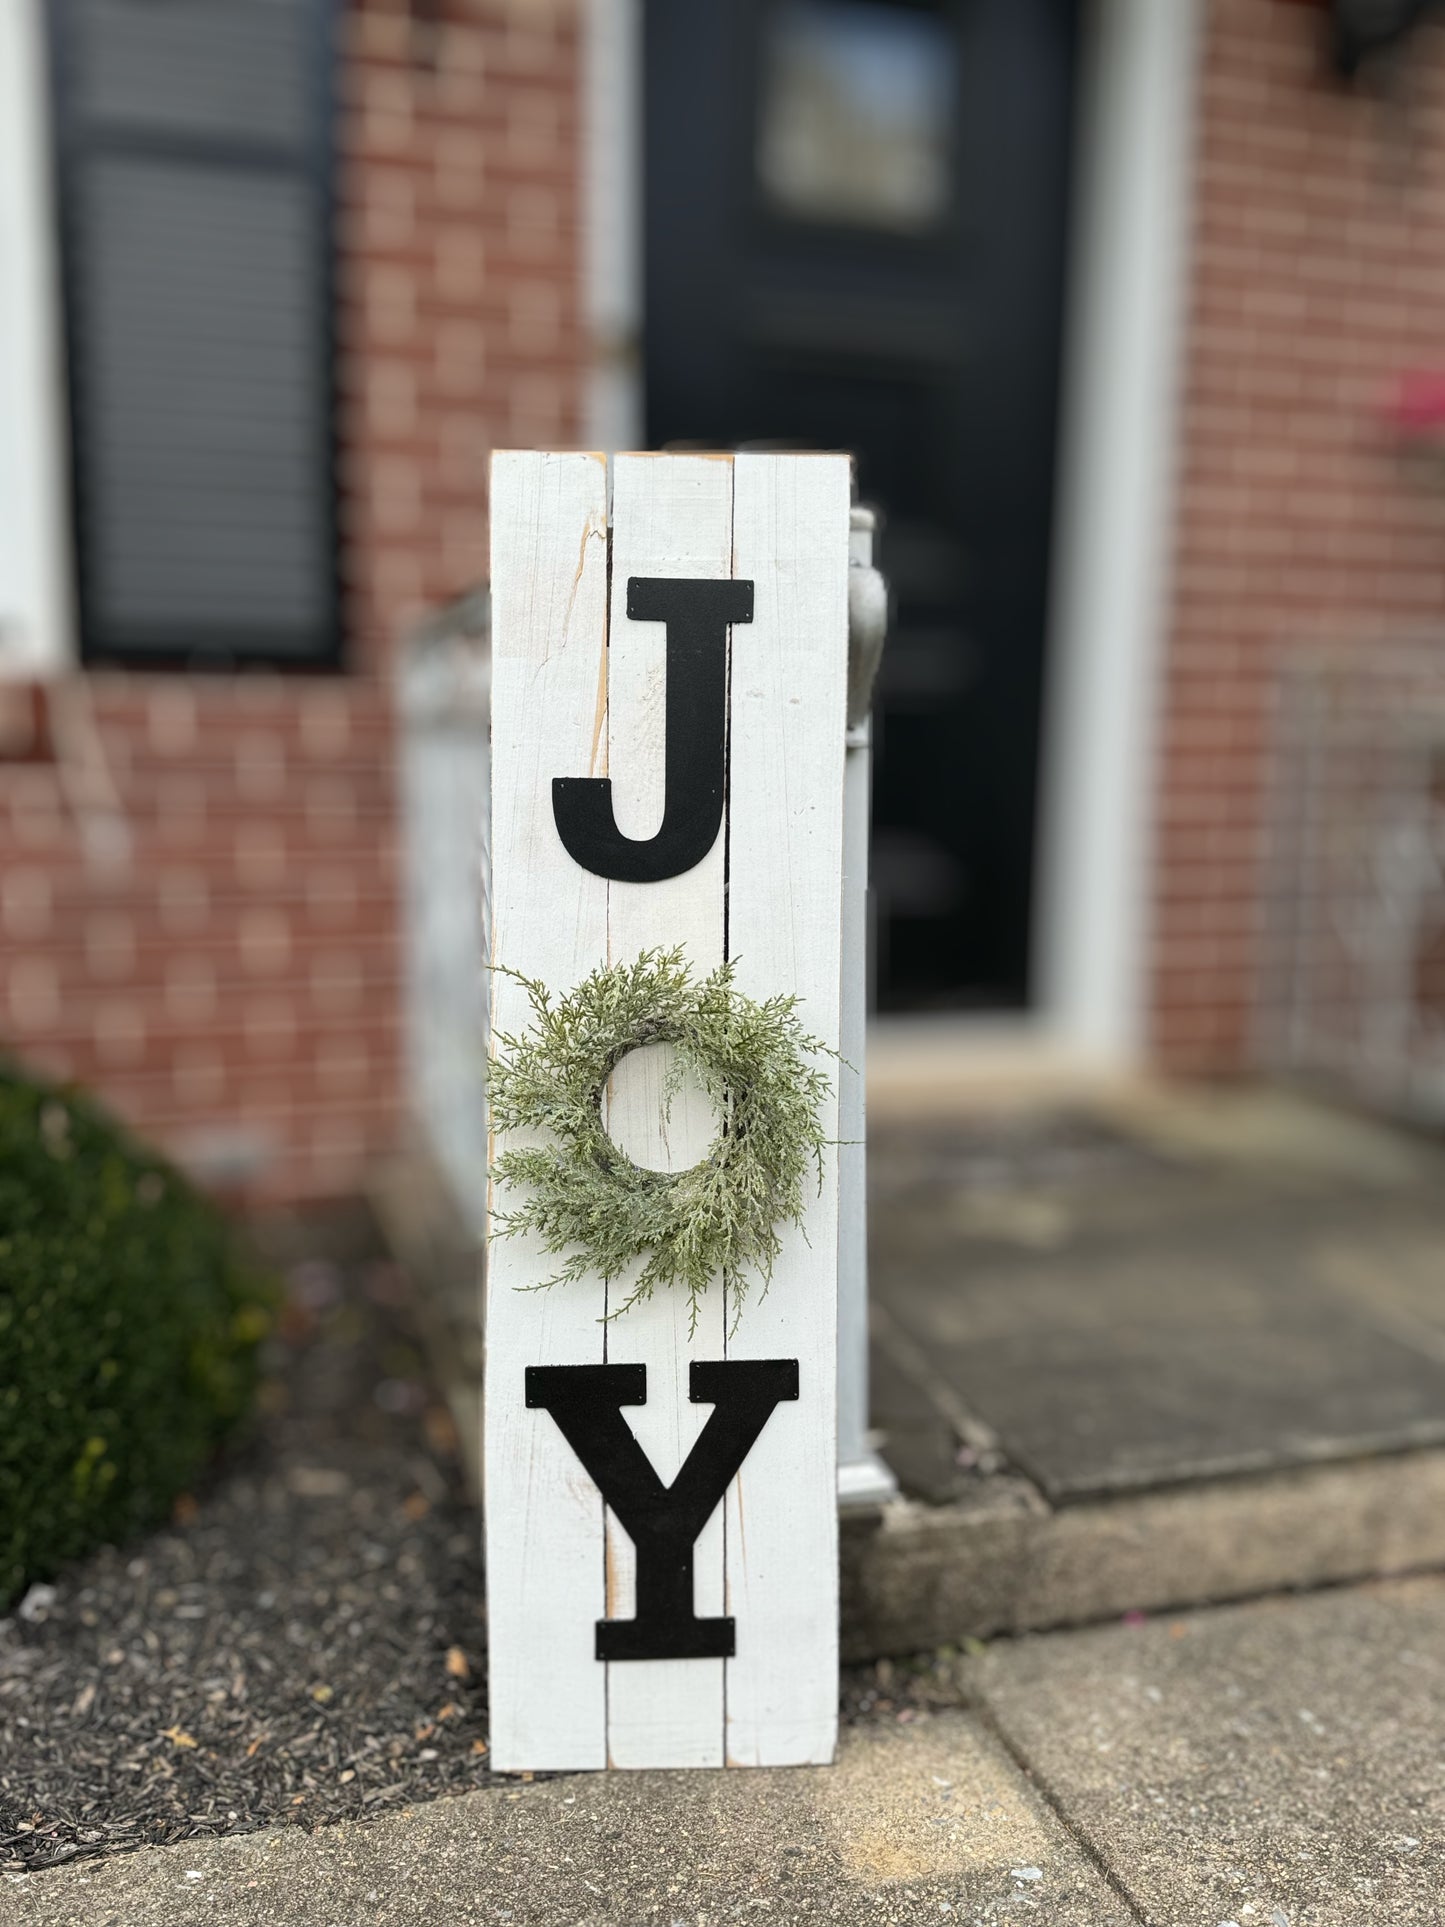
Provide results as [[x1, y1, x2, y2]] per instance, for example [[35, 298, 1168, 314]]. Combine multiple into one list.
[[1034, 0, 1205, 1063]]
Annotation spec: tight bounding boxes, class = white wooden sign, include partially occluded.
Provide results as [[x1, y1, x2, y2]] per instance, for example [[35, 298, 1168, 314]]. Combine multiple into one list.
[[485, 450, 849, 1771]]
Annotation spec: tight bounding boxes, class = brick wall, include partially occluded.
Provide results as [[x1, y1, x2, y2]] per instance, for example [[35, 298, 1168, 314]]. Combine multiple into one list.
[[0, 0, 585, 1202], [1, 679, 401, 1202], [339, 0, 585, 669], [1154, 0, 1445, 1071]]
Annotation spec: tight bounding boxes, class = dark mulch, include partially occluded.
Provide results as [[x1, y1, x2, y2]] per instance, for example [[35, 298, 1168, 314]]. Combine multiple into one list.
[[0, 1237, 494, 1876], [0, 1220, 970, 1880], [839, 1650, 973, 1728]]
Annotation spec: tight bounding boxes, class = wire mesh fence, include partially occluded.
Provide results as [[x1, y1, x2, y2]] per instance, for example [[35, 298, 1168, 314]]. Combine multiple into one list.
[[1261, 638, 1445, 1123]]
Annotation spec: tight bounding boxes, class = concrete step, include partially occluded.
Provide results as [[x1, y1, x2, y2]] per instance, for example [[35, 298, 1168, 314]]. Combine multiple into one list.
[[841, 1447, 1445, 1658]]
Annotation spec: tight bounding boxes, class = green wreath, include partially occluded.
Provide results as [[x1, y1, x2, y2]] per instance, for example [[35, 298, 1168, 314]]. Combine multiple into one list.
[[487, 947, 834, 1333]]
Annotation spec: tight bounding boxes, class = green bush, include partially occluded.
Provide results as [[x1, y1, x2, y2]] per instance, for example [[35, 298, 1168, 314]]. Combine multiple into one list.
[[0, 1063, 276, 1611]]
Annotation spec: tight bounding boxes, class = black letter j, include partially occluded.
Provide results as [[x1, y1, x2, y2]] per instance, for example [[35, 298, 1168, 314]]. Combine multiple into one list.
[[552, 575, 754, 884]]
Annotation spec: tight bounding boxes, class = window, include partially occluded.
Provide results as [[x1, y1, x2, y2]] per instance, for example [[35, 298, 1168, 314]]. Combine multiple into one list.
[[757, 0, 955, 234], [50, 0, 339, 666]]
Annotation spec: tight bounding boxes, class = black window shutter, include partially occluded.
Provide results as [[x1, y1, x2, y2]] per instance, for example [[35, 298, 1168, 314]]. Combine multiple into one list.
[[50, 0, 340, 667]]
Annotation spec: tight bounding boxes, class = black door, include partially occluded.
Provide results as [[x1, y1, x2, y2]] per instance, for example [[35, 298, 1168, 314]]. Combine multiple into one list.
[[644, 0, 1079, 1010]]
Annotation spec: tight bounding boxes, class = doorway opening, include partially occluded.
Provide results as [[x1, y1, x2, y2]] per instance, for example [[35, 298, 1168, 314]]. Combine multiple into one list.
[[644, 0, 1081, 1012]]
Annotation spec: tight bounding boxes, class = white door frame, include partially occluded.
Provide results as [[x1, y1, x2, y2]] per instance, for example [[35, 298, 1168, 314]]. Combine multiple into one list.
[[583, 0, 1204, 1079], [1032, 0, 1204, 1073], [0, 0, 72, 680]]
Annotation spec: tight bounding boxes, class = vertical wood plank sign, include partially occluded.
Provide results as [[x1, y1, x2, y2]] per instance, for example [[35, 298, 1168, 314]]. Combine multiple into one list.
[[485, 450, 849, 1770]]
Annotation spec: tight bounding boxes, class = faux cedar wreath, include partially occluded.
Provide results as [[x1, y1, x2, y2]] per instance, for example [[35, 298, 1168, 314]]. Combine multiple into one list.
[[485, 450, 850, 1771]]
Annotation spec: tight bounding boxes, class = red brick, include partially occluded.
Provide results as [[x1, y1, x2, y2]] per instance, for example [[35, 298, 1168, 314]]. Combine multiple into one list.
[[1153, 0, 1445, 1073]]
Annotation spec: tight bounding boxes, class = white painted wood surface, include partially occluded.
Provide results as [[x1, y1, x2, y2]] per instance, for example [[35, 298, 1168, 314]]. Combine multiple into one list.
[[398, 632, 491, 1240], [726, 454, 849, 1764], [485, 452, 611, 1771], [603, 452, 731, 1768], [485, 449, 848, 1771]]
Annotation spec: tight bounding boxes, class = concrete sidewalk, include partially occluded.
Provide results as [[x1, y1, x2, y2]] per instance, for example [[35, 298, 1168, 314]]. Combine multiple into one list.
[[8, 1573, 1442, 1927]]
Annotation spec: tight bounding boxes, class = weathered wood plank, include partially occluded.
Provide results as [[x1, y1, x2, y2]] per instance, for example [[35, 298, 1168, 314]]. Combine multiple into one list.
[[485, 450, 611, 1771], [602, 452, 733, 1768], [724, 452, 850, 1766]]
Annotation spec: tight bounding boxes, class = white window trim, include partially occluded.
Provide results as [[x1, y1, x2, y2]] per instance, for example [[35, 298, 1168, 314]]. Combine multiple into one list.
[[0, 0, 72, 681], [582, 0, 644, 455]]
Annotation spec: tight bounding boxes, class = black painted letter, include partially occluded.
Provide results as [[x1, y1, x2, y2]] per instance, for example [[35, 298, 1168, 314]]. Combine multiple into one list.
[[552, 576, 754, 883], [524, 1358, 798, 1660]]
